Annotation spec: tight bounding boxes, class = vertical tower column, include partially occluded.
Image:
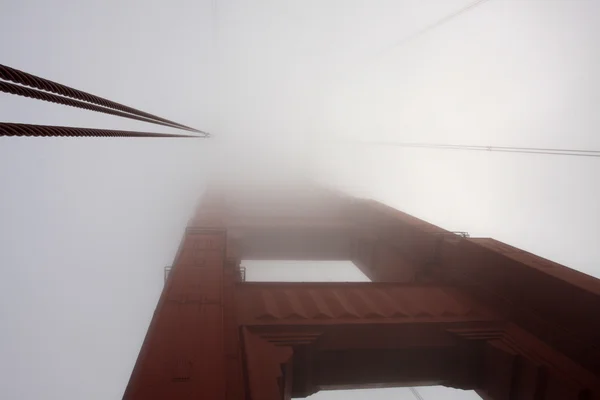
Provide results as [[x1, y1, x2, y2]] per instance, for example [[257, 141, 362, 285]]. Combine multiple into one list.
[[123, 228, 242, 399]]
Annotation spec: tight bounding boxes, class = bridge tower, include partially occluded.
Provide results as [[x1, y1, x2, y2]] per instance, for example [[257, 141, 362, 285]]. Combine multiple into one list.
[[123, 183, 600, 399]]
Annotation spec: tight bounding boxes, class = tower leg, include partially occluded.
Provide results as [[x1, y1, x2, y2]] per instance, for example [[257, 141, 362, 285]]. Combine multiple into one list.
[[123, 229, 245, 400], [242, 328, 293, 400]]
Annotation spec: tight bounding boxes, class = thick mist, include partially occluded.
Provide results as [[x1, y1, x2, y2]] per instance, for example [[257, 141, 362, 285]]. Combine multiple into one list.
[[1, 1, 599, 399]]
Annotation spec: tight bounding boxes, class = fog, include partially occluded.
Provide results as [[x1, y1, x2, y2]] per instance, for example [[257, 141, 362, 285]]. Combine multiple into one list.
[[1, 0, 599, 399]]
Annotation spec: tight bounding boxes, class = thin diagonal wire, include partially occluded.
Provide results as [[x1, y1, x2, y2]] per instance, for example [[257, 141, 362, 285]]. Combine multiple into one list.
[[333, 0, 492, 85], [0, 80, 208, 136], [410, 387, 425, 400], [361, 141, 600, 158], [0, 122, 204, 138], [376, 142, 600, 154], [373, 0, 491, 61], [0, 63, 204, 134]]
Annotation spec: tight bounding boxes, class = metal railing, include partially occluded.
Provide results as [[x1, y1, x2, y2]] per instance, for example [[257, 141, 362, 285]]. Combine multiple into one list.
[[451, 231, 470, 238], [164, 265, 246, 283]]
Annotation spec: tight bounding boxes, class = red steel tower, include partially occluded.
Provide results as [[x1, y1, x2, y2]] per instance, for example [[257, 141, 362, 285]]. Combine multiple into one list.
[[123, 184, 600, 399]]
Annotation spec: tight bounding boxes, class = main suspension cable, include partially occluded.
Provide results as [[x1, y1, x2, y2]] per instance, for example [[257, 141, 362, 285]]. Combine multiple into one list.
[[0, 63, 206, 134], [0, 80, 208, 136], [361, 141, 600, 158], [0, 122, 205, 138]]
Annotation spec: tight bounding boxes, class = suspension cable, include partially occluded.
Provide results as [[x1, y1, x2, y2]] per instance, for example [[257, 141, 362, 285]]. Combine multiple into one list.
[[331, 0, 492, 87], [361, 141, 600, 158], [373, 0, 492, 61], [0, 63, 206, 134], [409, 388, 425, 400], [0, 80, 208, 135], [0, 122, 204, 138]]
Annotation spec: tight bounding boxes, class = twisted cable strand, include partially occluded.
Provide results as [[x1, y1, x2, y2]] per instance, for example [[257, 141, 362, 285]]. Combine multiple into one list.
[[0, 80, 209, 135], [0, 122, 204, 138], [0, 63, 207, 134]]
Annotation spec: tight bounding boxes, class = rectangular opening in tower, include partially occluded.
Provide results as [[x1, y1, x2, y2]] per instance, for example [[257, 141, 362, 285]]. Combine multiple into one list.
[[303, 386, 481, 399], [241, 260, 369, 282]]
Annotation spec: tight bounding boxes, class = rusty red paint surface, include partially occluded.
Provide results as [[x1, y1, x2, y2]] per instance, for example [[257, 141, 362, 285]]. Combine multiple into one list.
[[123, 187, 600, 400]]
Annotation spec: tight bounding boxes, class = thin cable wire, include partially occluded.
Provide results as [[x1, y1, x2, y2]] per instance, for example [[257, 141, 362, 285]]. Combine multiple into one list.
[[0, 80, 208, 136], [374, 142, 600, 154], [361, 141, 600, 158], [0, 63, 205, 134], [410, 387, 425, 400], [0, 122, 204, 138], [333, 0, 492, 85], [373, 0, 491, 61]]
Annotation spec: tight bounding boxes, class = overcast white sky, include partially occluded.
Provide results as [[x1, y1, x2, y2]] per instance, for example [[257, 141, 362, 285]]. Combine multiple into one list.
[[1, 1, 599, 399]]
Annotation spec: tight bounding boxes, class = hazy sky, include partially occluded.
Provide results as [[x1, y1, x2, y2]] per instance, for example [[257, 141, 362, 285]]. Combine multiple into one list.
[[1, 1, 599, 399]]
